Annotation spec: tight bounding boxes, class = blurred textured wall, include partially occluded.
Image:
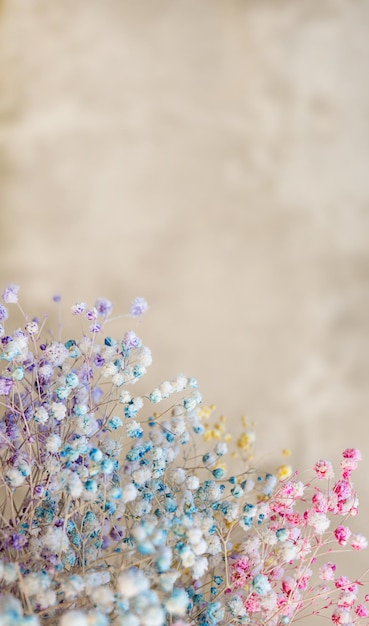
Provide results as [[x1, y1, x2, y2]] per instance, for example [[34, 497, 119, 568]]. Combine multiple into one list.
[[0, 0, 369, 569]]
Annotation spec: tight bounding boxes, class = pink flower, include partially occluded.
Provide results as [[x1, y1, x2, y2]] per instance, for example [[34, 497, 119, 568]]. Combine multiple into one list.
[[350, 533, 368, 550], [298, 569, 312, 590], [342, 448, 361, 461], [335, 576, 351, 590], [334, 526, 351, 546], [282, 577, 294, 595], [312, 491, 328, 513], [314, 459, 334, 480], [332, 608, 351, 624], [355, 603, 368, 617], [333, 479, 352, 501], [337, 591, 356, 608], [319, 562, 336, 581], [245, 594, 261, 613]]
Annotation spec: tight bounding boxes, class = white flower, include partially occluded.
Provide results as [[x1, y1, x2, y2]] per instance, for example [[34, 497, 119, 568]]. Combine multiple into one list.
[[25, 321, 39, 335], [138, 347, 152, 367], [159, 571, 180, 593], [187, 528, 202, 545], [5, 467, 25, 487], [165, 589, 189, 616], [308, 512, 331, 534], [170, 417, 186, 435], [118, 615, 140, 626], [193, 539, 207, 556], [180, 547, 196, 568], [207, 534, 222, 555], [1, 562, 18, 583], [208, 482, 222, 501], [140, 605, 165, 626], [102, 362, 118, 377], [46, 434, 62, 453], [227, 595, 247, 617], [172, 468, 186, 484], [187, 475, 200, 490], [36, 588, 56, 609], [173, 374, 187, 391], [215, 441, 228, 456], [119, 390, 132, 403], [33, 406, 49, 424], [59, 610, 89, 626], [117, 570, 150, 599], [44, 342, 69, 366], [132, 467, 151, 485], [122, 483, 138, 503], [89, 585, 114, 609], [159, 381, 173, 398], [38, 363, 54, 380], [61, 575, 85, 601], [112, 373, 125, 386], [23, 572, 48, 596], [60, 470, 83, 498], [42, 527, 69, 554], [50, 401, 67, 421], [280, 540, 298, 562], [132, 396, 144, 410], [191, 556, 208, 579], [149, 388, 162, 403]]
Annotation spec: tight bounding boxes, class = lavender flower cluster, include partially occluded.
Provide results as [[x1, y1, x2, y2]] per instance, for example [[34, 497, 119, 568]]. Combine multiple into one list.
[[0, 285, 368, 626]]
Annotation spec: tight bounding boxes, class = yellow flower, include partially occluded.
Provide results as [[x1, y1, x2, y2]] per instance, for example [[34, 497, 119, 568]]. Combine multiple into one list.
[[277, 464, 292, 480], [282, 449, 292, 457], [214, 462, 227, 472], [237, 431, 256, 451], [204, 430, 213, 442], [198, 404, 216, 420]]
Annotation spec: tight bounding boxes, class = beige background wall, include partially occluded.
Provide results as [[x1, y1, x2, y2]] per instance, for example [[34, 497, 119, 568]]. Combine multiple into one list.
[[0, 0, 368, 573]]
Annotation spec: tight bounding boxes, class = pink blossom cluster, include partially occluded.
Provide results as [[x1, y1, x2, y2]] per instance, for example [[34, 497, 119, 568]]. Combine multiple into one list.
[[226, 449, 368, 625]]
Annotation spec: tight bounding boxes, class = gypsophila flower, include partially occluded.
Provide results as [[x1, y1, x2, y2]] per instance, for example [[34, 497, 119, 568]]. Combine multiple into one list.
[[59, 610, 89, 626], [0, 376, 14, 395], [0, 303, 8, 320], [95, 297, 113, 317], [33, 406, 49, 423], [130, 296, 149, 317], [46, 434, 62, 453], [350, 533, 368, 550], [71, 302, 86, 315], [44, 341, 69, 366], [0, 286, 367, 626], [2, 283, 19, 303]]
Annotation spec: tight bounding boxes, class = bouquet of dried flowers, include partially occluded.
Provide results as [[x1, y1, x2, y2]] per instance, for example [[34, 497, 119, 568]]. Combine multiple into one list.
[[0, 284, 367, 626]]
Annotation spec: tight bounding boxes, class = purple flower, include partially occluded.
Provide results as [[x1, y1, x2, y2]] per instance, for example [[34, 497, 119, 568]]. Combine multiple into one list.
[[6, 532, 28, 551], [2, 284, 19, 304], [95, 297, 113, 317], [130, 297, 148, 318], [0, 304, 9, 321], [34, 484, 44, 497], [123, 330, 141, 349], [90, 322, 102, 333], [0, 377, 14, 396], [94, 354, 105, 367]]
